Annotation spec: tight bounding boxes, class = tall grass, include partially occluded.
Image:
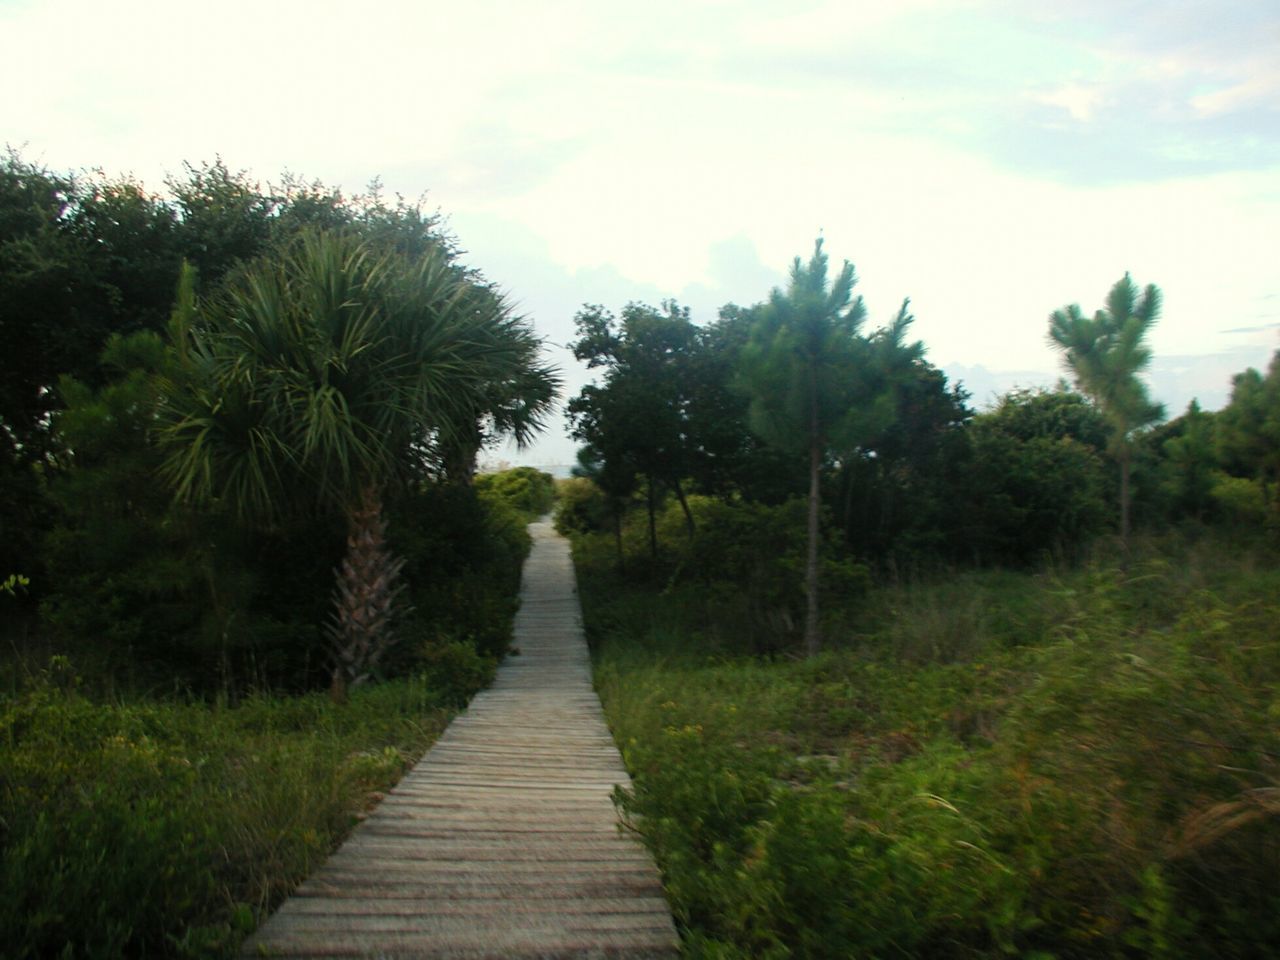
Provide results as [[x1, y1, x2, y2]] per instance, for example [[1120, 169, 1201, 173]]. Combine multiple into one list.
[[582, 529, 1280, 958], [0, 661, 455, 958]]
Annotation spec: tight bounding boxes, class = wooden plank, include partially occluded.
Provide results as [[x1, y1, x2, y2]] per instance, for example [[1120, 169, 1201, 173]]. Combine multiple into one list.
[[242, 520, 679, 958]]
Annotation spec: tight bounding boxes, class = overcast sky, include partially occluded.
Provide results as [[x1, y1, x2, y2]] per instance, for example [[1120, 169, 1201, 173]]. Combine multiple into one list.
[[4, 0, 1277, 467]]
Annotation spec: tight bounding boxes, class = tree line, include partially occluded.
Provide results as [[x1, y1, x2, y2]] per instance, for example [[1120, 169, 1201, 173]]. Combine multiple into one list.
[[1, 149, 558, 695], [563, 240, 1280, 652]]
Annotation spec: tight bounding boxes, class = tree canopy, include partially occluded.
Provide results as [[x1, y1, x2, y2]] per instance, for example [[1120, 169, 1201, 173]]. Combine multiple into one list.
[[161, 229, 558, 695]]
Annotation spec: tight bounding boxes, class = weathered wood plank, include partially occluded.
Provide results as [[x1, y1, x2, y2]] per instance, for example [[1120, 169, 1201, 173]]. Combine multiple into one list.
[[242, 520, 678, 958]]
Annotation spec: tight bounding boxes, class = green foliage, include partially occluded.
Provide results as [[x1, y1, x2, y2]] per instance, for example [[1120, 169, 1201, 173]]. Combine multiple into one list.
[[737, 239, 924, 654], [568, 300, 732, 551], [1216, 350, 1280, 529], [581, 531, 1280, 958], [833, 360, 972, 566], [389, 481, 531, 664], [0, 663, 454, 959], [3, 149, 554, 696], [571, 492, 867, 655], [1155, 400, 1219, 523], [37, 330, 340, 692], [31, 303, 538, 695], [415, 640, 497, 708], [1048, 274, 1165, 545], [554, 475, 612, 536], [0, 151, 174, 476], [163, 230, 526, 520], [474, 466, 556, 521], [1210, 472, 1269, 529], [673, 496, 868, 653], [2, 573, 30, 596], [959, 389, 1112, 565], [158, 230, 554, 692]]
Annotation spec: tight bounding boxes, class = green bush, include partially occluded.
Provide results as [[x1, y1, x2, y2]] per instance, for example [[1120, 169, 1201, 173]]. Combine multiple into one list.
[[416, 639, 497, 707], [554, 475, 614, 535], [474, 466, 556, 521], [1211, 471, 1270, 532]]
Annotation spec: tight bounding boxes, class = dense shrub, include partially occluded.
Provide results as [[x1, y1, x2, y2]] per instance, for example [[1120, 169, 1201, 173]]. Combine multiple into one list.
[[389, 479, 532, 665], [554, 475, 614, 536], [670, 497, 867, 653], [570, 494, 867, 654], [959, 419, 1111, 566], [583, 533, 1280, 958], [473, 466, 556, 521]]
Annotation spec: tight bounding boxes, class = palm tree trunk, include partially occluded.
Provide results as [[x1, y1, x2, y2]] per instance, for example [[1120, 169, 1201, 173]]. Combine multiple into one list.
[[328, 484, 406, 703]]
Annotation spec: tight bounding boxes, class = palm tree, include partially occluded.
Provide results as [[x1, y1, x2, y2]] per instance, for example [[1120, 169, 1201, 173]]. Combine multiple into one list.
[[161, 229, 557, 697], [436, 282, 559, 484], [739, 239, 921, 656], [1048, 274, 1163, 551]]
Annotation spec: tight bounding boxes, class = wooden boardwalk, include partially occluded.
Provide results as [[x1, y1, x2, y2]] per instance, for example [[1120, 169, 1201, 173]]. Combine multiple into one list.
[[243, 520, 680, 959]]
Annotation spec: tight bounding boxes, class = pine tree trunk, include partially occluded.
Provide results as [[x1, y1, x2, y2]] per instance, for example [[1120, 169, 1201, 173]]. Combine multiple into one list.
[[804, 365, 821, 658], [646, 476, 658, 560], [672, 477, 695, 539], [1120, 451, 1131, 556], [805, 435, 822, 658]]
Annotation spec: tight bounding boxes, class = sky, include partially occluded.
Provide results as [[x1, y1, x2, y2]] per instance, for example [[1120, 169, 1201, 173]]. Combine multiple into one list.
[[4, 0, 1277, 469]]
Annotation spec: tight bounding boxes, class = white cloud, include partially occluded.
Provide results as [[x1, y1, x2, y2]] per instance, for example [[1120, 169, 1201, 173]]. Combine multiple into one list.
[[1033, 82, 1107, 122], [1191, 62, 1280, 117]]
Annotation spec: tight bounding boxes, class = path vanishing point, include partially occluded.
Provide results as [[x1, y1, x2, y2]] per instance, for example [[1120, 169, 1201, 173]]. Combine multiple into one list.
[[244, 520, 680, 959]]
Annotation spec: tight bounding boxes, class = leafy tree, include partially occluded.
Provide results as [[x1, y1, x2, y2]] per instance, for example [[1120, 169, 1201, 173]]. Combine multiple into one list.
[[1048, 274, 1164, 550], [568, 301, 707, 556], [957, 388, 1111, 564], [737, 239, 922, 655], [0, 153, 184, 585], [973, 384, 1110, 451], [680, 306, 807, 504], [68, 171, 182, 334], [0, 152, 94, 468], [40, 329, 296, 688], [168, 158, 277, 284], [567, 444, 638, 566], [1216, 350, 1280, 520], [161, 230, 555, 698], [1157, 400, 1218, 523], [835, 359, 971, 566]]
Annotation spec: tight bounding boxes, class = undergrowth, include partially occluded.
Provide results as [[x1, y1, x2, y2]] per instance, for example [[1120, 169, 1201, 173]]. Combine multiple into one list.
[[580, 529, 1280, 958], [0, 660, 457, 959]]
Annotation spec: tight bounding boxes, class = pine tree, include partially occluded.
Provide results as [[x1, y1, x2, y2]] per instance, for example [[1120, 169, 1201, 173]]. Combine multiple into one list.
[[739, 240, 921, 655], [1048, 273, 1164, 550]]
